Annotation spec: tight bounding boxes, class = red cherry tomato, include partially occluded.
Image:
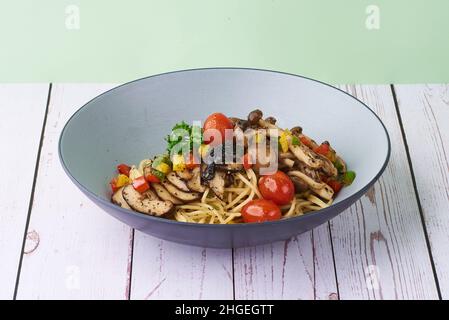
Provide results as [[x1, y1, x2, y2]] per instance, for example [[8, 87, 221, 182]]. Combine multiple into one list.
[[203, 113, 234, 145], [117, 163, 131, 176], [258, 171, 295, 205], [241, 199, 281, 223]]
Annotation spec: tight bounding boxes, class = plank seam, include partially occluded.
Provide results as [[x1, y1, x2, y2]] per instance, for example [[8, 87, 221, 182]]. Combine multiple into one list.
[[127, 228, 135, 300], [390, 84, 442, 300], [327, 221, 341, 300], [13, 83, 53, 300]]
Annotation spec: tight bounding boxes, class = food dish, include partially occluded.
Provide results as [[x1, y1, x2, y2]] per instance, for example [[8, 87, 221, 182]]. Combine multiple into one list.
[[58, 68, 390, 247], [109, 110, 356, 224]]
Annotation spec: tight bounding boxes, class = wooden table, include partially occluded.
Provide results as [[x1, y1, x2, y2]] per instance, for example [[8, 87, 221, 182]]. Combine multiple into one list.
[[1, 84, 448, 300]]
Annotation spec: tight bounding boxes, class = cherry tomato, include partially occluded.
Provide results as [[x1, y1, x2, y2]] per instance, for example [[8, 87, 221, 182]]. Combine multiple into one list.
[[117, 163, 131, 176], [132, 176, 150, 193], [242, 153, 252, 170], [241, 199, 281, 223], [203, 113, 234, 145], [327, 180, 343, 193], [258, 171, 295, 205]]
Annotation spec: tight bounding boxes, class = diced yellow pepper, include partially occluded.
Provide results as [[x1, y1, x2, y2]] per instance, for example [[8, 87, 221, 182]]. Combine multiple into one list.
[[198, 144, 209, 158], [171, 154, 186, 172], [156, 162, 172, 174], [115, 174, 130, 188], [279, 132, 289, 153]]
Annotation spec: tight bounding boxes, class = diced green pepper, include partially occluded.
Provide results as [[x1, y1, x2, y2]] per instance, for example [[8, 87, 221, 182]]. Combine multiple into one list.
[[342, 171, 356, 185]]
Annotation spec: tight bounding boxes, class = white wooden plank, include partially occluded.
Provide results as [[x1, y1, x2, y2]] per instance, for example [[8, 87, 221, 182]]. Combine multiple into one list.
[[15, 84, 135, 299], [0, 84, 49, 299], [130, 232, 233, 300], [330, 85, 438, 299], [394, 84, 449, 298], [233, 224, 338, 300]]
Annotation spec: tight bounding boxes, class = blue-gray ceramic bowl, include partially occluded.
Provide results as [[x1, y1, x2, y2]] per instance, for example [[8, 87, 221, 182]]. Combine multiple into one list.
[[59, 68, 390, 248]]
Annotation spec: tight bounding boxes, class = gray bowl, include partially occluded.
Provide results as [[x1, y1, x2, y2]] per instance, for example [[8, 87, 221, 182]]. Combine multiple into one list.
[[59, 68, 390, 248]]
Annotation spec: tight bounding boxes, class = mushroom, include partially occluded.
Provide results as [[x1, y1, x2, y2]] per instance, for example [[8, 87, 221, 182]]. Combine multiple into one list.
[[122, 185, 173, 216], [166, 172, 190, 192], [161, 180, 201, 202], [151, 183, 183, 205]]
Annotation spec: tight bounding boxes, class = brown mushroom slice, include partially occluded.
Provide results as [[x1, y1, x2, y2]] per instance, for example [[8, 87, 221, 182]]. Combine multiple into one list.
[[257, 118, 322, 169], [166, 172, 190, 192], [187, 167, 206, 193], [316, 154, 338, 177], [176, 169, 193, 180], [288, 143, 322, 169], [288, 171, 334, 201], [122, 185, 173, 216], [112, 187, 131, 210], [208, 171, 226, 200], [151, 183, 183, 205], [281, 158, 295, 168], [161, 180, 201, 202]]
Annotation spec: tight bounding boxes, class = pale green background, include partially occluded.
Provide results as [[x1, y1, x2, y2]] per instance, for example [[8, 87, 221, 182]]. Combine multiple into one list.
[[1, 0, 448, 83]]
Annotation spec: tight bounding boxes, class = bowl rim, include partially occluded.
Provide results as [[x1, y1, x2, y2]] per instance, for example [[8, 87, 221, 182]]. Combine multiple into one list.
[[58, 67, 391, 228]]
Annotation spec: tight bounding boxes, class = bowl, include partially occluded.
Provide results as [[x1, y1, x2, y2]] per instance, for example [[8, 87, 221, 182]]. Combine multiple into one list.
[[59, 68, 390, 248]]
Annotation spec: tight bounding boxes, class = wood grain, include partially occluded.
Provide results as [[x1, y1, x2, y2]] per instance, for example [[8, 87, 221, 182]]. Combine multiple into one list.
[[15, 84, 135, 299], [330, 85, 439, 299], [233, 224, 338, 300], [130, 232, 233, 300], [394, 84, 449, 298], [0, 84, 49, 299]]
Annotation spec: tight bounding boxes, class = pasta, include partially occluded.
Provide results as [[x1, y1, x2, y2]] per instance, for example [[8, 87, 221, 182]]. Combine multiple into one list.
[[109, 109, 354, 224]]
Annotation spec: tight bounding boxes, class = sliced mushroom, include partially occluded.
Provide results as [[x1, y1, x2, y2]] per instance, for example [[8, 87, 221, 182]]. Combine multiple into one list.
[[166, 172, 190, 192], [176, 169, 193, 180], [290, 175, 309, 193], [144, 189, 159, 201], [288, 143, 322, 169], [161, 180, 201, 202], [187, 167, 206, 193], [122, 185, 173, 216], [112, 187, 131, 210], [151, 183, 183, 205], [208, 171, 226, 200], [281, 158, 295, 168], [288, 171, 334, 200]]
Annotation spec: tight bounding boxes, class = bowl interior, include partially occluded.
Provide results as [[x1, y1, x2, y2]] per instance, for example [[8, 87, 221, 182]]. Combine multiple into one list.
[[60, 69, 389, 206]]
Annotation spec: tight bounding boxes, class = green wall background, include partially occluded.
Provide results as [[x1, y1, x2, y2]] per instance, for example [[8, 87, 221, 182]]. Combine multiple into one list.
[[1, 0, 448, 83]]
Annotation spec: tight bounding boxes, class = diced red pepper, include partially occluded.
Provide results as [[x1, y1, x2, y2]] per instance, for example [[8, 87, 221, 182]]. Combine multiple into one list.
[[300, 136, 313, 148], [132, 176, 150, 193], [242, 153, 252, 170], [327, 180, 343, 193], [110, 178, 119, 193], [145, 172, 161, 183], [185, 153, 199, 170], [314, 143, 330, 156], [117, 163, 131, 176]]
